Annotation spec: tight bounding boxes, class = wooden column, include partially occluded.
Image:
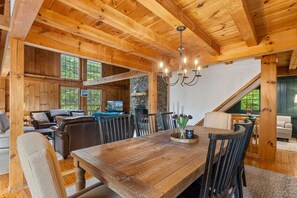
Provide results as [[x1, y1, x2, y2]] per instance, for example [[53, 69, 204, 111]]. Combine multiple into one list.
[[260, 55, 277, 162], [0, 77, 6, 112], [81, 59, 87, 113], [9, 39, 25, 194], [148, 73, 157, 113]]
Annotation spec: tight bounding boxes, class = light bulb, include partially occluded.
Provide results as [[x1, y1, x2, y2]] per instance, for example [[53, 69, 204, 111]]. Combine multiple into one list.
[[198, 66, 201, 71], [194, 59, 199, 66], [160, 62, 163, 68], [165, 68, 168, 74], [183, 57, 187, 64], [184, 68, 187, 73]]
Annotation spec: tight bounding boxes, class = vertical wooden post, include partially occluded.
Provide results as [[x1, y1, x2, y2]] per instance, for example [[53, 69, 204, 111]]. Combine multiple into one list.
[[0, 77, 6, 112], [260, 55, 277, 162], [148, 73, 157, 113], [9, 39, 25, 194], [81, 59, 87, 113]]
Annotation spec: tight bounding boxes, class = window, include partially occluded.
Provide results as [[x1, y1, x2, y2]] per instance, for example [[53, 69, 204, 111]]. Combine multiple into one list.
[[241, 89, 260, 112], [61, 54, 80, 79], [87, 60, 102, 81], [60, 87, 80, 110], [87, 89, 102, 115]]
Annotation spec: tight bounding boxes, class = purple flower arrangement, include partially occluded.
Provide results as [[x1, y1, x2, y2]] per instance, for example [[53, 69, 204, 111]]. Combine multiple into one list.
[[172, 114, 193, 131]]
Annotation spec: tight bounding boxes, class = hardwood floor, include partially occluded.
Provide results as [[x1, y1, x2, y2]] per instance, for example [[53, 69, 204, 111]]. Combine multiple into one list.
[[1, 149, 297, 197]]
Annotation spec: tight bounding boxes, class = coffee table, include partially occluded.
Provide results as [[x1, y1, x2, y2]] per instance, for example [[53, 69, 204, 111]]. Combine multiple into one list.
[[32, 128, 56, 146]]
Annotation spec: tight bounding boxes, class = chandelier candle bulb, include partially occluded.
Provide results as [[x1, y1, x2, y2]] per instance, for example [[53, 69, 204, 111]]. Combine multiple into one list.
[[183, 57, 187, 64]]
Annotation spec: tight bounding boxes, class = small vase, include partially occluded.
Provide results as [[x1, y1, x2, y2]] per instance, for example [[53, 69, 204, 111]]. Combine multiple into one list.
[[179, 127, 186, 139]]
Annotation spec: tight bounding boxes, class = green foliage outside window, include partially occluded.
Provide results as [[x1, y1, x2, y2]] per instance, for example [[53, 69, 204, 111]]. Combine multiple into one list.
[[60, 87, 80, 110], [87, 89, 102, 115], [240, 89, 260, 112], [61, 54, 80, 80], [87, 60, 102, 81]]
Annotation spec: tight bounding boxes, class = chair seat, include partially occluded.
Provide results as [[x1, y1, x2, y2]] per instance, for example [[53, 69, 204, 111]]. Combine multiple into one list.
[[77, 185, 121, 198]]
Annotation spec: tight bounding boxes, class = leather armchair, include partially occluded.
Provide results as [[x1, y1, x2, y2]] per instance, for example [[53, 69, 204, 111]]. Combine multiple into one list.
[[53, 116, 102, 159]]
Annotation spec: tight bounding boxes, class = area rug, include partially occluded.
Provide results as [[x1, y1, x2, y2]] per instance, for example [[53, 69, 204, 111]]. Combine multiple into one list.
[[277, 139, 297, 152], [0, 149, 9, 175], [66, 165, 297, 197]]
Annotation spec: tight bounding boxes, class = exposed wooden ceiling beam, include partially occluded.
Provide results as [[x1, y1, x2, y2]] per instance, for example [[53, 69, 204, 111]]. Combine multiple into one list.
[[0, 14, 9, 31], [136, 0, 220, 56], [36, 8, 163, 62], [0, 0, 10, 77], [198, 28, 297, 66], [57, 0, 178, 55], [278, 66, 297, 77], [289, 50, 297, 70], [83, 71, 147, 86], [25, 26, 153, 73], [0, 0, 44, 77], [230, 0, 257, 47]]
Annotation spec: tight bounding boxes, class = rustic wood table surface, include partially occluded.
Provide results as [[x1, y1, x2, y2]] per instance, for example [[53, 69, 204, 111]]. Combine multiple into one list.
[[71, 126, 230, 198]]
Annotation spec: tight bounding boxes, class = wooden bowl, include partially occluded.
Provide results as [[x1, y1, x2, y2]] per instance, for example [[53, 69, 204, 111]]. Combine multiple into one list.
[[170, 133, 199, 143]]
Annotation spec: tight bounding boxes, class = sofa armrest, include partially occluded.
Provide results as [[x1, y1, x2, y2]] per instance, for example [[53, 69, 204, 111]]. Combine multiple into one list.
[[284, 122, 292, 129], [31, 120, 39, 128]]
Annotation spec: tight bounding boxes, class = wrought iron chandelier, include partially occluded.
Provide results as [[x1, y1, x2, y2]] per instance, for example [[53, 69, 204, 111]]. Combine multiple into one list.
[[159, 26, 202, 86]]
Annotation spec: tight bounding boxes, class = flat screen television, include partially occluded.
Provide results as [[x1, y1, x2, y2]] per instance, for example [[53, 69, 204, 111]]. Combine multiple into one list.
[[106, 101, 123, 112]]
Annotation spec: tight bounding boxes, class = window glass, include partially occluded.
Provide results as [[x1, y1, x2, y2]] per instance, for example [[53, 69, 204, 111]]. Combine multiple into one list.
[[240, 89, 260, 111], [87, 60, 102, 81], [61, 54, 80, 79], [60, 87, 80, 110], [87, 89, 102, 115]]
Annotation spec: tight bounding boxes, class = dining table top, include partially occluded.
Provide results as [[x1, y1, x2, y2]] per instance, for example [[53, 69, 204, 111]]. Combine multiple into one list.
[[71, 126, 231, 198]]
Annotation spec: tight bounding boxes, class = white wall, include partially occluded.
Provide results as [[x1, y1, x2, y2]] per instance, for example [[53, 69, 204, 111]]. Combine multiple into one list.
[[169, 58, 261, 125]]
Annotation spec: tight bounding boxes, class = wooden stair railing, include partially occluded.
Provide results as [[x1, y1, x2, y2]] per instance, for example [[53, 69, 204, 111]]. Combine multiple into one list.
[[195, 73, 261, 126]]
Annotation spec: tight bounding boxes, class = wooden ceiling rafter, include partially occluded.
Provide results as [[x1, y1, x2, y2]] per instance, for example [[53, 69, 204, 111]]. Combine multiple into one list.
[[25, 25, 154, 73], [289, 50, 297, 70], [229, 0, 257, 46], [56, 0, 179, 56], [36, 8, 167, 62], [136, 0, 220, 56]]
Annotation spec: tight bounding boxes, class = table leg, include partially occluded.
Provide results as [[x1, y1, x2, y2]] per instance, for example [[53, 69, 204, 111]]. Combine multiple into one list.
[[75, 165, 86, 192]]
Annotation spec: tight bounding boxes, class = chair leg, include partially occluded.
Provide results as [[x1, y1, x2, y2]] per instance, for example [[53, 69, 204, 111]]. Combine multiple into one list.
[[237, 170, 244, 198], [242, 167, 247, 187]]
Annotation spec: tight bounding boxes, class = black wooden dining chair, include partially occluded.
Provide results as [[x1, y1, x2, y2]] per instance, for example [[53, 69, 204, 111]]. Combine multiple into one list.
[[98, 114, 134, 144], [135, 114, 158, 136], [234, 117, 255, 198], [159, 112, 177, 130]]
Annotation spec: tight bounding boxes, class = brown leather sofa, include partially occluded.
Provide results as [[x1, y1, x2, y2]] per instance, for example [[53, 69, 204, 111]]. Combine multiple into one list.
[[52, 116, 102, 159], [30, 110, 84, 129]]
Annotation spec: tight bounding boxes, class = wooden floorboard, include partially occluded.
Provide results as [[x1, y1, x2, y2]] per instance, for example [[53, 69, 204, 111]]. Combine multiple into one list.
[[1, 149, 297, 197]]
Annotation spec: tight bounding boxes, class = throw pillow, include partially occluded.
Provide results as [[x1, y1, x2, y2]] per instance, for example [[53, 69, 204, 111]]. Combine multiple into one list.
[[31, 112, 50, 123], [50, 109, 70, 117], [72, 112, 85, 117], [0, 113, 9, 134]]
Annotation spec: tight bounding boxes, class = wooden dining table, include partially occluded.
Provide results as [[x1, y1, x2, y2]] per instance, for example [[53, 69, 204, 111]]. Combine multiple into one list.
[[71, 126, 231, 198]]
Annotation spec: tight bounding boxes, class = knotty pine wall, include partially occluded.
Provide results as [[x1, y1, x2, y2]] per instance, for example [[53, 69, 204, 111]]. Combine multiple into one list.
[[0, 46, 130, 115]]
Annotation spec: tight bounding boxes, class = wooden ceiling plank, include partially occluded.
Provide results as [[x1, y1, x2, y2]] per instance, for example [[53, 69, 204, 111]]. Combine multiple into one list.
[[56, 0, 178, 55], [36, 8, 163, 62], [136, 0, 220, 56], [230, 0, 258, 46], [25, 26, 153, 73], [197, 28, 297, 66], [83, 70, 147, 86], [289, 50, 297, 70]]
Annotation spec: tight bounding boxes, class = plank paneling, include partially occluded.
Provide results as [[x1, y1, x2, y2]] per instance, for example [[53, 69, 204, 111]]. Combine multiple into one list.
[[3, 46, 130, 114]]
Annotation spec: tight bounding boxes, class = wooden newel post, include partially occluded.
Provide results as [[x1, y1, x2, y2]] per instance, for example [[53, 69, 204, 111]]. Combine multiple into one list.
[[148, 73, 157, 114], [260, 55, 277, 162], [9, 39, 25, 195]]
